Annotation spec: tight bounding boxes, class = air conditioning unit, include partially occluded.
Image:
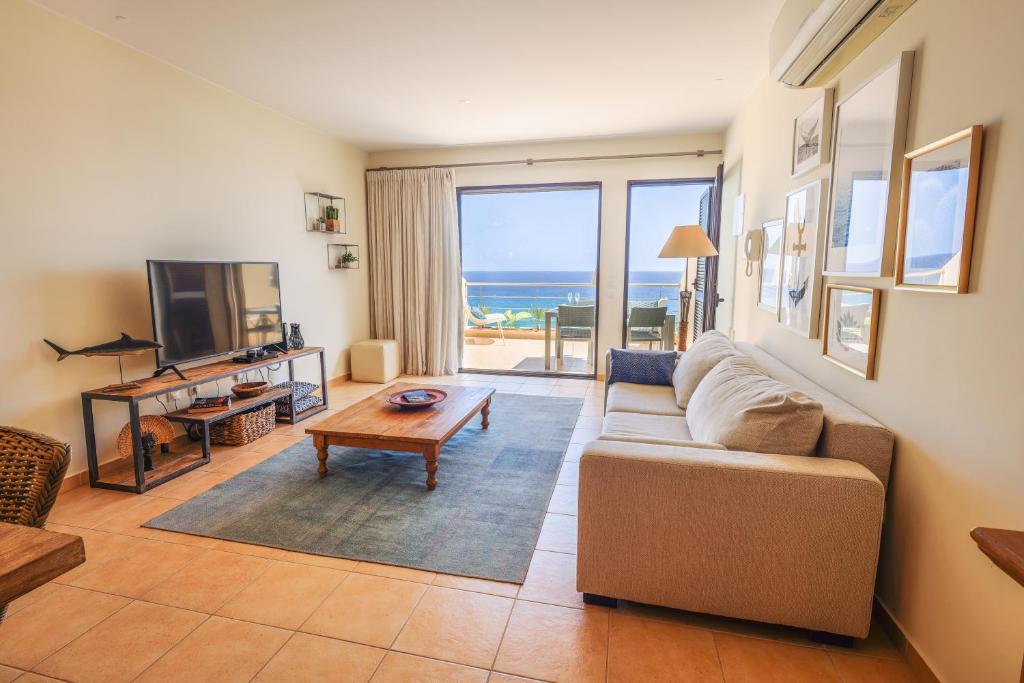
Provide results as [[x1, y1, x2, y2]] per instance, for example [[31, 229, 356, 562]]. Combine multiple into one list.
[[770, 0, 916, 88]]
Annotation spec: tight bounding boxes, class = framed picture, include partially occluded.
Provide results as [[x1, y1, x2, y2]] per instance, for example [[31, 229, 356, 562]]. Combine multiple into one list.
[[779, 180, 828, 337], [791, 90, 833, 177], [824, 51, 915, 277], [895, 125, 984, 293], [821, 285, 881, 379], [758, 219, 784, 313]]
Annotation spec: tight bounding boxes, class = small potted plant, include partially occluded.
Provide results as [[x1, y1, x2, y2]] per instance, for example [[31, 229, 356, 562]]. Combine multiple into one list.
[[324, 205, 340, 232], [339, 251, 359, 269]]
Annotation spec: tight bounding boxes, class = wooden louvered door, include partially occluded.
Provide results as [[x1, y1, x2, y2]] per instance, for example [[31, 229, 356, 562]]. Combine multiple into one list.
[[692, 163, 725, 342]]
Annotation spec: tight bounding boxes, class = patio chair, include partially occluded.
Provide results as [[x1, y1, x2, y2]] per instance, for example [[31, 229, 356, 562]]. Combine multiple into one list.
[[463, 279, 507, 344], [0, 425, 72, 623], [626, 302, 668, 349], [555, 304, 596, 363]]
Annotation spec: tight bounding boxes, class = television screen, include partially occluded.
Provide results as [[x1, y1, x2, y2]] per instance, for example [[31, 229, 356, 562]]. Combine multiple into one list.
[[148, 260, 284, 366]]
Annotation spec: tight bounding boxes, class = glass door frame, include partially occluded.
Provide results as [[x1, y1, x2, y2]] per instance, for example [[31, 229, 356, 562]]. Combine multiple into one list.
[[621, 177, 715, 349], [456, 181, 604, 379]]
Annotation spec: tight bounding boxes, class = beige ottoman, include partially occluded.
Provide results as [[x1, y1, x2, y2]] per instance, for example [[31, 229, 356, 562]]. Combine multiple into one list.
[[350, 339, 400, 383]]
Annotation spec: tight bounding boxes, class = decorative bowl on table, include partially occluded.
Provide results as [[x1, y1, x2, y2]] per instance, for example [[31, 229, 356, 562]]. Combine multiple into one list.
[[386, 388, 447, 410], [231, 381, 269, 399]]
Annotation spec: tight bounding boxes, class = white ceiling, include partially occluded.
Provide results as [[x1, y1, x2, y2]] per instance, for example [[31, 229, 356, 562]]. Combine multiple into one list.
[[35, 0, 784, 151]]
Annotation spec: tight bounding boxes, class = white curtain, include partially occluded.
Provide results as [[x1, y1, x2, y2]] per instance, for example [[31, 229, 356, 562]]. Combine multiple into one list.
[[366, 168, 463, 375]]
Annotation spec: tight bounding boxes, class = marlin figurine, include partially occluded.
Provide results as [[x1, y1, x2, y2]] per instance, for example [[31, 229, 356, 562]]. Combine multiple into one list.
[[44, 333, 161, 361]]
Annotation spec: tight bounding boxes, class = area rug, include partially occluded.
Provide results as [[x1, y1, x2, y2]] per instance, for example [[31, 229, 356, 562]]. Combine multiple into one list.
[[144, 392, 582, 583]]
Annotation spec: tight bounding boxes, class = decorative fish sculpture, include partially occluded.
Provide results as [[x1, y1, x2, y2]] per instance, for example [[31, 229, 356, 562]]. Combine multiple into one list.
[[44, 333, 162, 361]]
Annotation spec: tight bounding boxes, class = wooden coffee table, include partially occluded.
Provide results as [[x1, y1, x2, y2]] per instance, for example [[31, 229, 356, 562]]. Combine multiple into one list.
[[305, 383, 495, 490]]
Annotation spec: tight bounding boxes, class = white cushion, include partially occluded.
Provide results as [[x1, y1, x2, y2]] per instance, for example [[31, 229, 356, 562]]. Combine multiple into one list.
[[687, 355, 824, 457], [606, 382, 684, 417], [672, 330, 737, 409], [599, 412, 725, 450]]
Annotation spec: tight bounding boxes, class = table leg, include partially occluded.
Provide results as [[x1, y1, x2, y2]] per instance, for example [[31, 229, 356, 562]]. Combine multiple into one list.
[[481, 398, 491, 430], [314, 434, 329, 478], [423, 444, 440, 490], [544, 311, 553, 370]]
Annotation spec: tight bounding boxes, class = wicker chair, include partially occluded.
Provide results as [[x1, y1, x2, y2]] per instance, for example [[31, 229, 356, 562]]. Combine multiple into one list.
[[0, 426, 72, 622]]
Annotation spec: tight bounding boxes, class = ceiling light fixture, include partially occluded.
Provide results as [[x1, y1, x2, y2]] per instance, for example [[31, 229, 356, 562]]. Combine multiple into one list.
[[114, 15, 127, 21]]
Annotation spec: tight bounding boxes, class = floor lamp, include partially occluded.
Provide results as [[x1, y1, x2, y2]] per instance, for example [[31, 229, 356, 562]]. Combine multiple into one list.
[[657, 225, 718, 351]]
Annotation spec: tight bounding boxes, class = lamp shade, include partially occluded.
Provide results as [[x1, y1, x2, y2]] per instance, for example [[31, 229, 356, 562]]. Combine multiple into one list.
[[657, 225, 718, 258]]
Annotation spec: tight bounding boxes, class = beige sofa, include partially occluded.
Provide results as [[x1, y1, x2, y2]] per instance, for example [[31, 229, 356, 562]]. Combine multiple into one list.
[[577, 335, 894, 639]]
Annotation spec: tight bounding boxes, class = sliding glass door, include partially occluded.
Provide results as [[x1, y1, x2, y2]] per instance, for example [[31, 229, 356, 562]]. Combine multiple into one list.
[[458, 183, 601, 376], [623, 179, 714, 349]]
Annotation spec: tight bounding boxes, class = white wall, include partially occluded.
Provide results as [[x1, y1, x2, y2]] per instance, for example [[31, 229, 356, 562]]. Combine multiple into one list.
[[0, 0, 369, 478], [369, 134, 724, 371], [724, 1, 1024, 680]]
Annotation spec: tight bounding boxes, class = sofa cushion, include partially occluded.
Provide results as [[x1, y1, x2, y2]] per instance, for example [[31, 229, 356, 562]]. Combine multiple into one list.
[[672, 330, 737, 409], [606, 382, 684, 417], [687, 355, 824, 456], [608, 349, 676, 386], [600, 412, 725, 450]]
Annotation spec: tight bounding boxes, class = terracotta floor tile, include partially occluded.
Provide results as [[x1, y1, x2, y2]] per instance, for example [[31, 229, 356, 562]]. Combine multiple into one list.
[[280, 550, 359, 571], [44, 527, 140, 584], [0, 665, 19, 683], [573, 417, 604, 432], [493, 601, 608, 683], [141, 548, 270, 612], [0, 585, 129, 669], [823, 621, 901, 659], [135, 616, 290, 683], [487, 673, 545, 683], [91, 496, 183, 536], [146, 470, 233, 501], [607, 612, 722, 682], [47, 488, 149, 529], [536, 513, 577, 554], [3, 583, 61, 617], [517, 550, 583, 609], [10, 674, 61, 682], [569, 428, 601, 444], [300, 572, 427, 648], [828, 652, 917, 682], [393, 586, 514, 668], [563, 444, 585, 462], [432, 574, 519, 598], [70, 537, 207, 598], [354, 561, 436, 584], [205, 450, 276, 475], [140, 527, 223, 548], [369, 652, 488, 683], [34, 601, 206, 683], [715, 632, 840, 682], [209, 538, 288, 559], [547, 484, 578, 515], [218, 560, 348, 629], [557, 460, 580, 486], [253, 632, 384, 683]]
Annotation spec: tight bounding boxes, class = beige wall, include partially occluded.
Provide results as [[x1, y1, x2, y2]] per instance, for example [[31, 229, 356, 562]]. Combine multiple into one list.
[[369, 135, 724, 369], [724, 1, 1024, 680], [0, 0, 369, 478]]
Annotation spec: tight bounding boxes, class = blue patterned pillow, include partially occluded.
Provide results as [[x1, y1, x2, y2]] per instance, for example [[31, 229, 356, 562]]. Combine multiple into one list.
[[608, 349, 676, 386]]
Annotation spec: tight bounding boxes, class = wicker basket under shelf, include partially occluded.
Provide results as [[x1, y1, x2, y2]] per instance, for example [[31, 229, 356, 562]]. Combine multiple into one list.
[[210, 404, 276, 446]]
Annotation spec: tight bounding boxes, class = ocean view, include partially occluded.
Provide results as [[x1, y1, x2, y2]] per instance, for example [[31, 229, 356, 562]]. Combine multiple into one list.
[[465, 270, 682, 328]]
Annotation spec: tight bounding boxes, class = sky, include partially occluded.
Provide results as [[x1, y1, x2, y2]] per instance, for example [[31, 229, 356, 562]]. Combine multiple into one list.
[[459, 182, 711, 273]]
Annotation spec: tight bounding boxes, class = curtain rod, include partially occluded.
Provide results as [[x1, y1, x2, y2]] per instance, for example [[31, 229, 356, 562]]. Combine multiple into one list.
[[367, 148, 723, 172]]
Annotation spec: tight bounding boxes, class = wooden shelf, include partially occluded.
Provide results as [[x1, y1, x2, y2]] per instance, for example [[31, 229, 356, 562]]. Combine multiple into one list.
[[165, 387, 292, 425], [971, 527, 1024, 588], [96, 434, 207, 488]]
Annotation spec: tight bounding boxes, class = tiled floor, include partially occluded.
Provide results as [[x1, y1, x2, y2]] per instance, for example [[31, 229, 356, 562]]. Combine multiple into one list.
[[0, 374, 918, 683]]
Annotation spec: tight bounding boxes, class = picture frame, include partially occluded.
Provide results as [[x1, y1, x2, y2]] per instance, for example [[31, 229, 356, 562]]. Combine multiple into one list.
[[895, 125, 984, 293], [758, 219, 784, 313], [791, 90, 834, 177], [823, 51, 915, 277], [779, 180, 828, 337], [821, 285, 881, 379]]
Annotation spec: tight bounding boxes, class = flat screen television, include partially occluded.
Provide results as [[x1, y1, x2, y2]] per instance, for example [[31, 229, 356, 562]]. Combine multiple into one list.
[[147, 260, 285, 368]]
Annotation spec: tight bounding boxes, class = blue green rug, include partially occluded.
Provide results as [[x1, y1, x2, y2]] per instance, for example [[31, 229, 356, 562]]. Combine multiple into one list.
[[144, 392, 582, 583]]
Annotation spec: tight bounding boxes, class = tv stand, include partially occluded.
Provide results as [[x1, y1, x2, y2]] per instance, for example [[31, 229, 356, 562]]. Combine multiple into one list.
[[152, 364, 188, 381], [82, 346, 328, 494]]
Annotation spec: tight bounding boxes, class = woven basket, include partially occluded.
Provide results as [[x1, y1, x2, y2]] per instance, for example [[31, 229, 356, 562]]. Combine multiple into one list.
[[210, 403, 276, 446], [116, 415, 175, 458]]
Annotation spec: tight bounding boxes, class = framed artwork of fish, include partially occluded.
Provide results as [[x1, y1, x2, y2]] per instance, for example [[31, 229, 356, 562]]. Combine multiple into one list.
[[895, 125, 983, 293], [791, 89, 833, 178], [821, 285, 881, 379], [780, 180, 828, 338]]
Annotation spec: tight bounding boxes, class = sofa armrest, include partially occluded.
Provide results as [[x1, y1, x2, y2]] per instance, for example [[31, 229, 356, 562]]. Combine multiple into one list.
[[577, 440, 884, 637]]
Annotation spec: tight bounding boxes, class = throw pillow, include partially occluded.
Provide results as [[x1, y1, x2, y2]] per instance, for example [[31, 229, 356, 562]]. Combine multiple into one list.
[[687, 354, 824, 456], [672, 330, 737, 409], [608, 348, 676, 386]]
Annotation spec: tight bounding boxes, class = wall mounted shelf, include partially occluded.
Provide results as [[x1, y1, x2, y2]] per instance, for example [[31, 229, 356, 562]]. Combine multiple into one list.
[[304, 192, 346, 234], [327, 243, 360, 270]]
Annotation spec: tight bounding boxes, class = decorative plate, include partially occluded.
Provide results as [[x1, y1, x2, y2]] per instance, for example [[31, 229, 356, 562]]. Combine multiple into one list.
[[386, 388, 448, 410]]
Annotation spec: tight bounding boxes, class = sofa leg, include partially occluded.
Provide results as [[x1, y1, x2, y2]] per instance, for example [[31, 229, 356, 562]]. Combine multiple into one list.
[[582, 593, 618, 608], [809, 631, 855, 648]]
